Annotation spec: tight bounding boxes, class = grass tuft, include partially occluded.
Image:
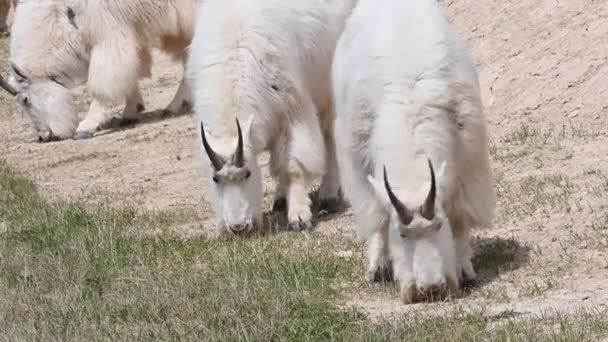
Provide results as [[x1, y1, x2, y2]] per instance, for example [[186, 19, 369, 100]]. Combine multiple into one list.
[[0, 161, 607, 340]]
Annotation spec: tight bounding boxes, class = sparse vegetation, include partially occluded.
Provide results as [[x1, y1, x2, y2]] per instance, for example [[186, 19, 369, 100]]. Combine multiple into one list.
[[1, 163, 607, 340]]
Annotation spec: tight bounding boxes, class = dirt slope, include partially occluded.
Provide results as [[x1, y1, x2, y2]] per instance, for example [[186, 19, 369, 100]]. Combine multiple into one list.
[[1, 0, 608, 320]]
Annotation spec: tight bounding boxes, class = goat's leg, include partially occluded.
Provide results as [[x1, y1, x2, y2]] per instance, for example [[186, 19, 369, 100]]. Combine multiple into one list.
[[164, 56, 193, 116], [285, 166, 314, 231], [78, 33, 144, 139], [271, 176, 289, 213], [74, 100, 115, 140], [365, 223, 393, 283], [452, 218, 477, 287], [318, 107, 342, 214], [120, 48, 151, 122], [333, 113, 393, 281], [120, 87, 145, 125], [285, 100, 326, 231], [269, 136, 289, 212]]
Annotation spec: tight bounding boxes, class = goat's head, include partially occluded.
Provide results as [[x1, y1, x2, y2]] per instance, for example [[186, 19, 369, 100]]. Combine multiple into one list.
[[0, 1, 87, 141], [1, 70, 78, 142], [200, 118, 263, 235], [367, 159, 459, 302]]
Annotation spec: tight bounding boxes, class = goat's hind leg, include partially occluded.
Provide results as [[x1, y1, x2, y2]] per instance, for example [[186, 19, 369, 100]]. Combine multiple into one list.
[[163, 53, 193, 116], [317, 107, 343, 215], [119, 48, 151, 125], [163, 72, 192, 116]]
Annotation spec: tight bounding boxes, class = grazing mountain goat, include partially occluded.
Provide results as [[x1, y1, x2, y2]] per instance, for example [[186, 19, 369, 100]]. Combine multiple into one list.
[[332, 0, 495, 303], [188, 0, 356, 235], [0, 0, 199, 141]]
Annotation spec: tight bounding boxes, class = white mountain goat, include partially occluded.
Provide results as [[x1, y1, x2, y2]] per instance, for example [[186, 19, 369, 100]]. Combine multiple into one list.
[[0, 0, 199, 141], [332, 0, 495, 303], [188, 0, 356, 235]]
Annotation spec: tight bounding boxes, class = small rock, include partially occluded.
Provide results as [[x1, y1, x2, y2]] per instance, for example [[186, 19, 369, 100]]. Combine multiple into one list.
[[568, 111, 579, 118], [144, 178, 152, 182]]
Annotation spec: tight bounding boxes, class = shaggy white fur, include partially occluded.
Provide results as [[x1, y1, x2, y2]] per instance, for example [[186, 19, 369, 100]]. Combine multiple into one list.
[[4, 0, 199, 141], [332, 0, 495, 303], [188, 0, 356, 235]]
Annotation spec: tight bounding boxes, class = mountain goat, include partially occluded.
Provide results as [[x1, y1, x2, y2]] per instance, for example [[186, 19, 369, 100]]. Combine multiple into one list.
[[188, 0, 356, 235], [332, 0, 495, 303], [0, 0, 199, 141]]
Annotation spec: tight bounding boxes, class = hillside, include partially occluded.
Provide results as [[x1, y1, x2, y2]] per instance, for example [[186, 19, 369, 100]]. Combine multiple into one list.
[[1, 0, 607, 339]]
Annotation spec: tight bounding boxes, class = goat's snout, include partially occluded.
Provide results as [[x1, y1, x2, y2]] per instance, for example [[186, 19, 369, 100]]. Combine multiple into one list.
[[227, 222, 252, 234], [417, 281, 448, 301], [38, 130, 59, 143]]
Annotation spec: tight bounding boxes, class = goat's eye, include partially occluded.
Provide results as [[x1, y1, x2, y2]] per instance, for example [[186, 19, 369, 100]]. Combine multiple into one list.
[[244, 170, 251, 179], [212, 175, 220, 183]]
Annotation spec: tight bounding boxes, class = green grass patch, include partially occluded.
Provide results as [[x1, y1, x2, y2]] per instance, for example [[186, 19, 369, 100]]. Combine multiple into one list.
[[0, 161, 607, 341]]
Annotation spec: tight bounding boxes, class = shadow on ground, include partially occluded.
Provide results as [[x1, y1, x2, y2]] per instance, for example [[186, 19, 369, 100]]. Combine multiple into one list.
[[96, 108, 193, 137], [468, 236, 530, 290]]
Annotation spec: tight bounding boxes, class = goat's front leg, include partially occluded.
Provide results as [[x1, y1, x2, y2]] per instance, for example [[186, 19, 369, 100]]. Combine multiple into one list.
[[74, 99, 114, 140], [366, 223, 393, 283], [285, 166, 314, 231], [285, 101, 326, 231], [452, 218, 477, 287], [75, 87, 144, 140], [78, 38, 148, 139], [268, 143, 289, 213]]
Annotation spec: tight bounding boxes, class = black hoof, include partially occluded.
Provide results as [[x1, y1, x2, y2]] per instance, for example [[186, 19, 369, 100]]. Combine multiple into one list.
[[460, 271, 479, 289], [366, 264, 394, 283], [272, 197, 287, 212], [318, 197, 343, 217], [289, 217, 312, 232]]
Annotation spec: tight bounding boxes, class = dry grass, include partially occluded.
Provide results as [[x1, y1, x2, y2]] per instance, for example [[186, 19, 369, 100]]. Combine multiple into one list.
[[1, 162, 607, 341]]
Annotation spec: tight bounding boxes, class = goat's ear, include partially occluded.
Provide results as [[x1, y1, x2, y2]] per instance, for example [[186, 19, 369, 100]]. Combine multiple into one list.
[[66, 6, 86, 30], [436, 160, 448, 180], [66, 7, 78, 29], [367, 174, 391, 209], [432, 160, 449, 199]]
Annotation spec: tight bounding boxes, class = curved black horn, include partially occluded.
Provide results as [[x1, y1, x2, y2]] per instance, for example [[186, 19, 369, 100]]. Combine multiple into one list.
[[11, 63, 29, 82], [421, 159, 436, 220], [0, 73, 17, 96], [200, 121, 224, 171], [383, 166, 413, 224], [234, 118, 244, 167]]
